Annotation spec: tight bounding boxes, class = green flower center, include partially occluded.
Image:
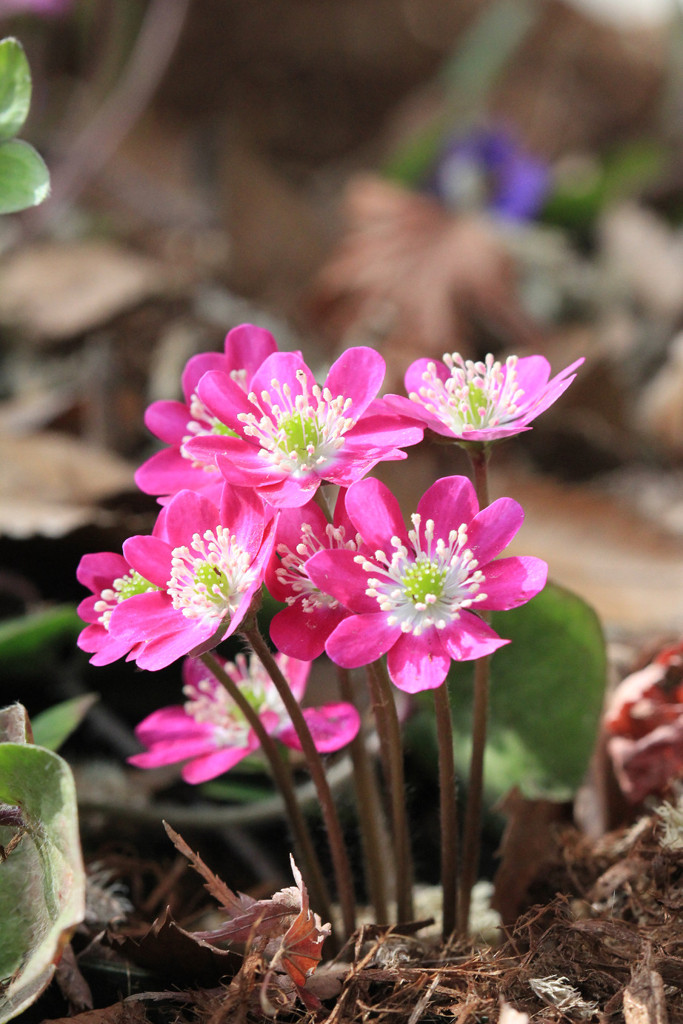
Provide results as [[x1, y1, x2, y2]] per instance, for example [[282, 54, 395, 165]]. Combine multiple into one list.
[[280, 414, 320, 459], [96, 570, 160, 629], [193, 563, 231, 608], [401, 559, 447, 605]]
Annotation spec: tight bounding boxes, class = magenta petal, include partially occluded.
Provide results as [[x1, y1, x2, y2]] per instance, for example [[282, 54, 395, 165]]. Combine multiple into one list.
[[89, 638, 139, 667], [224, 323, 278, 379], [467, 497, 524, 564], [269, 602, 348, 661], [305, 549, 376, 613], [181, 351, 231, 399], [122, 534, 172, 586], [280, 703, 361, 753], [479, 556, 547, 610], [441, 612, 508, 661], [197, 370, 255, 430], [109, 592, 177, 642], [144, 400, 190, 445], [279, 655, 312, 702], [77, 551, 128, 591], [325, 612, 399, 669], [387, 631, 451, 692], [250, 351, 314, 397], [509, 355, 551, 398], [163, 489, 220, 548], [182, 743, 256, 783], [135, 447, 219, 499], [404, 357, 449, 397], [324, 347, 384, 419], [135, 705, 208, 743], [219, 484, 266, 554], [133, 621, 215, 670], [345, 477, 410, 553], [416, 476, 479, 540], [128, 737, 215, 769]]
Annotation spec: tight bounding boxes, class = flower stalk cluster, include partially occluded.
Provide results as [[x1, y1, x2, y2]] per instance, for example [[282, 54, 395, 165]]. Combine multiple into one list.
[[77, 323, 581, 946]]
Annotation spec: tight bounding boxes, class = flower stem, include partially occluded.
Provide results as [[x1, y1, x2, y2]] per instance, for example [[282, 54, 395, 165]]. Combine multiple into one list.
[[239, 617, 357, 938], [198, 651, 336, 946], [458, 441, 491, 937], [433, 681, 458, 940], [338, 667, 391, 924], [367, 659, 414, 923]]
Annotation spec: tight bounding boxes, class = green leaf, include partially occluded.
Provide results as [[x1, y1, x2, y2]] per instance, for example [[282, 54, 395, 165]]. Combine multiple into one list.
[[0, 138, 50, 214], [0, 38, 31, 142], [0, 605, 81, 674], [31, 694, 99, 752], [0, 708, 85, 1024], [409, 583, 607, 802]]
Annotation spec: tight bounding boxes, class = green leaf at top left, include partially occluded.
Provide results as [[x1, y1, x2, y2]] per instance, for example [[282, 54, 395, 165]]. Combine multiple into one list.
[[0, 138, 50, 213], [0, 38, 32, 142]]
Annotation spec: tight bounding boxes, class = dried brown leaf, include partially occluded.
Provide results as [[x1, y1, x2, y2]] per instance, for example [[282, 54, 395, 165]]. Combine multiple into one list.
[[306, 174, 541, 386], [105, 906, 240, 987], [162, 820, 252, 918]]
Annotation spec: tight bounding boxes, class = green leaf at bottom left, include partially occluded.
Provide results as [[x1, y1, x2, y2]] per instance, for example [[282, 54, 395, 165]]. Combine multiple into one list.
[[0, 712, 85, 1024]]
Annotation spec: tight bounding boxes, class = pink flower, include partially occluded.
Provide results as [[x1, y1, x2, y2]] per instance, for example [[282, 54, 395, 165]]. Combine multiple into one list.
[[77, 550, 161, 666], [266, 491, 361, 661], [387, 352, 583, 443], [128, 653, 361, 784], [107, 486, 277, 670], [135, 324, 279, 503], [306, 475, 547, 693], [183, 347, 424, 508]]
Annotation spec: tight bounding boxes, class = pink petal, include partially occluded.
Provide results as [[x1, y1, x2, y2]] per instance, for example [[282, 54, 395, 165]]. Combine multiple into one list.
[[305, 549, 377, 613], [269, 602, 349, 661], [279, 703, 361, 752], [404, 357, 449, 397], [508, 355, 551, 400], [250, 351, 315, 398], [387, 630, 451, 692], [122, 535, 172, 587], [197, 369, 255, 430], [182, 351, 231, 399], [163, 489, 220, 548], [135, 705, 209, 743], [76, 551, 128, 591], [128, 736, 217, 769], [441, 612, 509, 661], [144, 400, 190, 445], [325, 612, 399, 669], [479, 556, 547, 610], [182, 743, 257, 784], [133, 620, 216, 670], [466, 497, 524, 564], [219, 484, 267, 555], [279, 655, 312, 701], [416, 476, 479, 541], [135, 447, 220, 498], [224, 323, 278, 379], [109, 592, 179, 642], [345, 477, 410, 554], [324, 347, 385, 420]]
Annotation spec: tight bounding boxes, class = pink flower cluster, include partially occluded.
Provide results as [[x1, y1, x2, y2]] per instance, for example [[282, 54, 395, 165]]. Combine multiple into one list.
[[78, 324, 575, 779]]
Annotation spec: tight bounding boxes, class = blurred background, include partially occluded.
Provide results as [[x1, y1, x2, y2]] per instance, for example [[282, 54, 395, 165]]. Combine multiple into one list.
[[2, 0, 683, 895]]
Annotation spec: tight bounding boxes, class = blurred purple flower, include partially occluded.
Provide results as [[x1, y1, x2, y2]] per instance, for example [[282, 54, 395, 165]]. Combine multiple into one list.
[[426, 126, 551, 222]]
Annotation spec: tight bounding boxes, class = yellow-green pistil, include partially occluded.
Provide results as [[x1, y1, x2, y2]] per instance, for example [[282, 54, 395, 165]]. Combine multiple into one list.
[[95, 570, 160, 628], [356, 514, 488, 637]]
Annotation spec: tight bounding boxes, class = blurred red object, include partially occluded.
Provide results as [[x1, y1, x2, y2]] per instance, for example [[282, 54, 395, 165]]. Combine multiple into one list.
[[605, 642, 683, 803]]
